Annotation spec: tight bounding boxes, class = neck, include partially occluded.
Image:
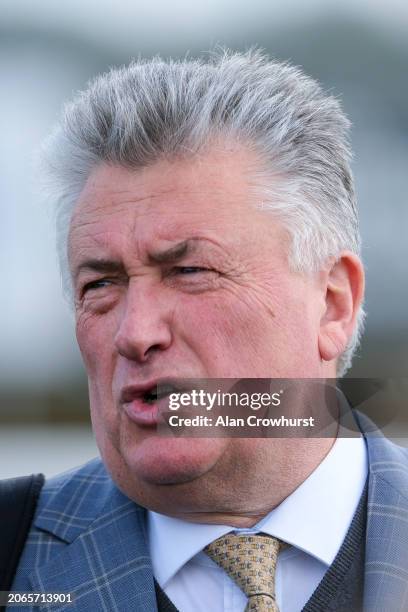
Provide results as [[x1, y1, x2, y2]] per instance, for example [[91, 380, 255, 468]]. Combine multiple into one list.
[[149, 436, 337, 526]]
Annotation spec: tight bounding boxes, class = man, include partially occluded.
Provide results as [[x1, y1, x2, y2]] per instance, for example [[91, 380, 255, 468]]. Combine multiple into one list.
[[11, 50, 408, 611]]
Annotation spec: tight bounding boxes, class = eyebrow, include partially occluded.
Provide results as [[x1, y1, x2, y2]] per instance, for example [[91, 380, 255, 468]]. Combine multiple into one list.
[[74, 259, 125, 280], [74, 240, 197, 279], [148, 240, 191, 264]]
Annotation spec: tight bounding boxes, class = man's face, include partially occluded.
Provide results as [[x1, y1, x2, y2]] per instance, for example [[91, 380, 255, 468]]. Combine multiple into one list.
[[69, 146, 328, 512]]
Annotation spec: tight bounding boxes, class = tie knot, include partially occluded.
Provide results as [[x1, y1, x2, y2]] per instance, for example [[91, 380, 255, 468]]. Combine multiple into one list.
[[204, 533, 285, 606]]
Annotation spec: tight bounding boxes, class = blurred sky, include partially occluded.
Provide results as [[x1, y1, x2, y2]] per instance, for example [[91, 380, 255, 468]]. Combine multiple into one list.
[[3, 0, 408, 49], [1, 0, 407, 407]]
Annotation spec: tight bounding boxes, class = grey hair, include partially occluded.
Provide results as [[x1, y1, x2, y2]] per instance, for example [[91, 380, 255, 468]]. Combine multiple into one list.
[[41, 48, 364, 376]]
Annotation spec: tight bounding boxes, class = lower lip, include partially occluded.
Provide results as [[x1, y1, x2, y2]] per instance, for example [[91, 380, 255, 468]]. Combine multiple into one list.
[[123, 397, 168, 427]]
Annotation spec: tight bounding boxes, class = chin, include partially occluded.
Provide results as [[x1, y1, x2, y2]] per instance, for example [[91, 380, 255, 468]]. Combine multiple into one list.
[[122, 436, 225, 486]]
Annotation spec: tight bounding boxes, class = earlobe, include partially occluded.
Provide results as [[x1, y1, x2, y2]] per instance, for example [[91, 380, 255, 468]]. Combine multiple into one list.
[[318, 324, 348, 362]]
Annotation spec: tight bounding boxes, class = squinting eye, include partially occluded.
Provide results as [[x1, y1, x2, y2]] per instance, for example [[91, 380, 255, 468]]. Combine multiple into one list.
[[174, 266, 210, 274], [83, 279, 112, 293]]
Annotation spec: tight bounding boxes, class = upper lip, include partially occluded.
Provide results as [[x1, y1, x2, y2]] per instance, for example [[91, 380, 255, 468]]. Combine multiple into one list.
[[120, 378, 186, 404]]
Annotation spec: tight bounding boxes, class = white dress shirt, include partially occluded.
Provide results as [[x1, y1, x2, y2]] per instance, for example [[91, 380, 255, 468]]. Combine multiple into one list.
[[148, 435, 367, 612]]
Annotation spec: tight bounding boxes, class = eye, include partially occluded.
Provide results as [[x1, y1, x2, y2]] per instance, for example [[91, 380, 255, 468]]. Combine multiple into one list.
[[82, 279, 112, 293], [173, 266, 210, 275]]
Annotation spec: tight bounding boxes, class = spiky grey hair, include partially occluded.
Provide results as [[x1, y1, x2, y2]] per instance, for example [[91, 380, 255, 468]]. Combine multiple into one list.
[[41, 49, 364, 375]]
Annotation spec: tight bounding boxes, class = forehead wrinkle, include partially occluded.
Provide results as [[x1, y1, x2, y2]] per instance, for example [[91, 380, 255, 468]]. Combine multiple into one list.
[[107, 183, 195, 210], [74, 187, 171, 226]]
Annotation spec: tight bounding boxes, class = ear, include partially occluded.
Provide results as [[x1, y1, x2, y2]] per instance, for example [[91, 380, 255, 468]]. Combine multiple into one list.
[[318, 252, 365, 363]]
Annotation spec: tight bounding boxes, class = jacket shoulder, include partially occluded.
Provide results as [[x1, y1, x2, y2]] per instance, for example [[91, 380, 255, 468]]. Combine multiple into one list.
[[12, 458, 149, 600], [34, 457, 128, 541], [39, 457, 111, 512]]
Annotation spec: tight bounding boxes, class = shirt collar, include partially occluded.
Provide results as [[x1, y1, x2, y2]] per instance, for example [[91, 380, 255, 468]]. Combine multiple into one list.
[[148, 433, 367, 586]]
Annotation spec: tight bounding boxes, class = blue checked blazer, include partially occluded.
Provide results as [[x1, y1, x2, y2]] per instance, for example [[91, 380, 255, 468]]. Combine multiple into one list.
[[11, 417, 408, 612]]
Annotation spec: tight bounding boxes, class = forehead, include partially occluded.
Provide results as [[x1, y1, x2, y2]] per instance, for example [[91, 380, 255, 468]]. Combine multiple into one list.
[[68, 146, 281, 265]]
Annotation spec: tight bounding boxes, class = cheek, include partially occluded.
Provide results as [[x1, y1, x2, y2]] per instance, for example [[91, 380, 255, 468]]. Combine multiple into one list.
[[178, 282, 287, 339], [173, 291, 275, 371], [75, 311, 117, 376], [173, 282, 320, 375], [75, 312, 119, 437]]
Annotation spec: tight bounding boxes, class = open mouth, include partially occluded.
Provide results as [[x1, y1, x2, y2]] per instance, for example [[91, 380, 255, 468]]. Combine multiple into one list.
[[141, 383, 180, 404], [121, 379, 187, 426]]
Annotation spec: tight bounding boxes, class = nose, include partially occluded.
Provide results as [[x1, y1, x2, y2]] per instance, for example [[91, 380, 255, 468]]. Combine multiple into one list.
[[114, 281, 173, 362]]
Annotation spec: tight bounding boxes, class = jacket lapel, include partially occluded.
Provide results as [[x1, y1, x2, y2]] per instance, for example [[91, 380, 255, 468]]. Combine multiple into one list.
[[29, 460, 158, 611], [358, 414, 408, 611]]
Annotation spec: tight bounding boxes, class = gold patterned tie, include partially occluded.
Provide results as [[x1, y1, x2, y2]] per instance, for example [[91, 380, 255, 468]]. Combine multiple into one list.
[[204, 533, 286, 612]]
